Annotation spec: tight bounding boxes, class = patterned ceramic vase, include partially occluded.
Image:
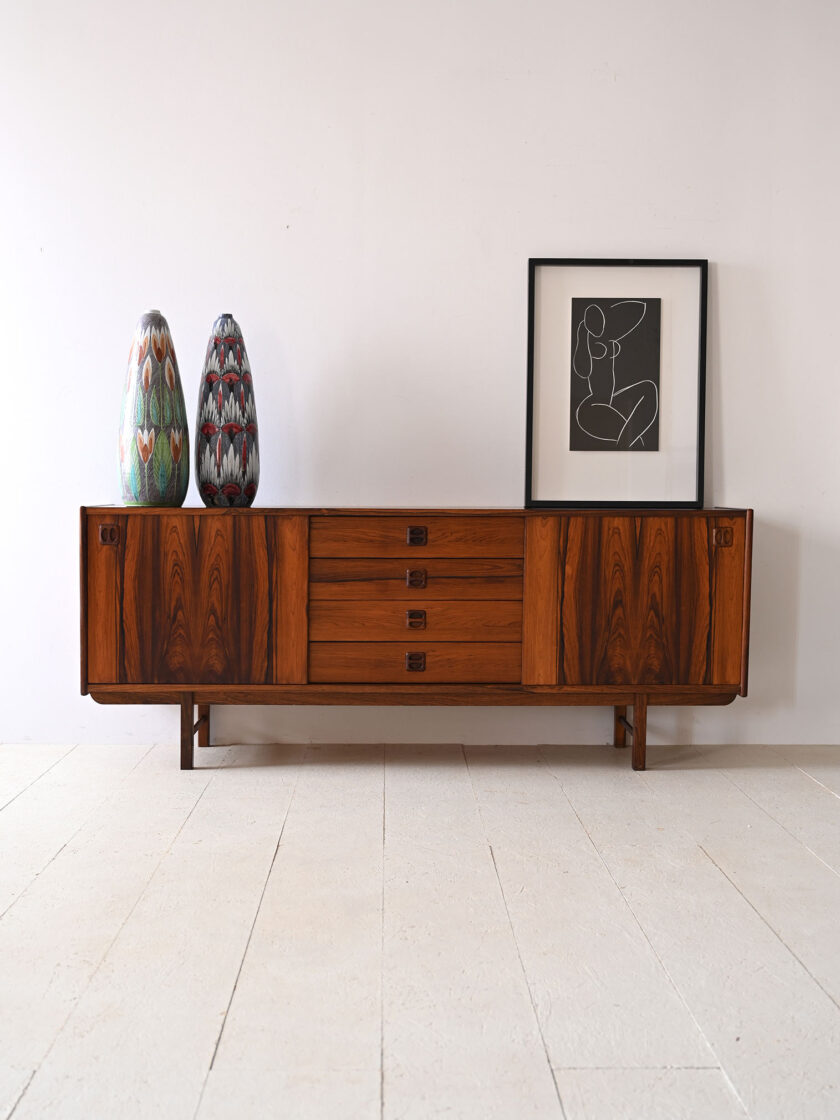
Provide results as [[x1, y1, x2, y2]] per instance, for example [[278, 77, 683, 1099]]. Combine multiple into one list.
[[119, 310, 189, 506], [195, 314, 260, 507]]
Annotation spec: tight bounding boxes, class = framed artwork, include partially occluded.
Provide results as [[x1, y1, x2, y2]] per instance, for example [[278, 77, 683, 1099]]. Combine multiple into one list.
[[525, 258, 707, 508]]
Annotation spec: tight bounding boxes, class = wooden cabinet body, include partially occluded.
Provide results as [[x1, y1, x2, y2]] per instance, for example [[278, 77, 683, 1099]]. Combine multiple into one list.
[[81, 507, 752, 769]]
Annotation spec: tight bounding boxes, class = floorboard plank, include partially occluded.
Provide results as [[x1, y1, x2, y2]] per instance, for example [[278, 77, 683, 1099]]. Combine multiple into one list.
[[465, 746, 715, 1069], [555, 1068, 748, 1120], [773, 745, 840, 799], [196, 1069, 379, 1120], [543, 746, 840, 1120], [382, 745, 563, 1119], [642, 747, 840, 1009], [0, 744, 219, 1118], [209, 746, 384, 1082], [0, 744, 150, 918], [648, 745, 840, 876], [12, 745, 303, 1120], [0, 745, 76, 813], [717, 746, 840, 878]]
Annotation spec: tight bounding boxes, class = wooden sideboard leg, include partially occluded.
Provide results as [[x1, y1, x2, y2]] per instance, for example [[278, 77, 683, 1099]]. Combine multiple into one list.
[[632, 694, 647, 771], [197, 704, 210, 748], [180, 693, 195, 771], [613, 705, 628, 748]]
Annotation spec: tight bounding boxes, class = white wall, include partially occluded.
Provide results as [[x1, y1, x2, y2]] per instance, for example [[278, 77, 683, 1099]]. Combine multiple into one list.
[[2, 0, 838, 747]]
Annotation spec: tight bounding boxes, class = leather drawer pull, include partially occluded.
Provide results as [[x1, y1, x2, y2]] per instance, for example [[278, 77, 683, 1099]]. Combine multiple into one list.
[[406, 526, 428, 546], [406, 568, 427, 589], [98, 523, 120, 546], [405, 651, 426, 672], [406, 609, 427, 630], [714, 526, 733, 547]]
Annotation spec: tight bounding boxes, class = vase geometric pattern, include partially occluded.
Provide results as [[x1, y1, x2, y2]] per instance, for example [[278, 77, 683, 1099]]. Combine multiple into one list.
[[119, 310, 189, 506], [195, 314, 260, 507]]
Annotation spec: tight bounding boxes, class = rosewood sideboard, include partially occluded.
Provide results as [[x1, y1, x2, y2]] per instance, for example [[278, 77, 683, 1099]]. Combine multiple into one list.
[[80, 508, 753, 770]]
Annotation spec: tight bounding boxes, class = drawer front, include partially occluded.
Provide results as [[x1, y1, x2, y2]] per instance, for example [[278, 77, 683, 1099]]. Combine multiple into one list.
[[309, 642, 521, 683], [309, 558, 524, 600], [309, 601, 522, 642], [310, 516, 525, 558]]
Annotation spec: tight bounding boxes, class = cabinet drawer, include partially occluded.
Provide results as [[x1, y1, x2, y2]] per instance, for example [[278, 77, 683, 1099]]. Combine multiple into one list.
[[309, 642, 521, 683], [309, 601, 522, 642], [310, 516, 524, 558], [309, 558, 524, 600]]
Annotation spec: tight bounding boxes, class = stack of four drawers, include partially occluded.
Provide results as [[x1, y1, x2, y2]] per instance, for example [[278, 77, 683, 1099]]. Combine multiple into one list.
[[308, 515, 525, 683]]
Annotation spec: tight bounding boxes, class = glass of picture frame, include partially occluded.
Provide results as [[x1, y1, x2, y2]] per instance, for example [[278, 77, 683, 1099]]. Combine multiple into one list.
[[525, 258, 707, 508]]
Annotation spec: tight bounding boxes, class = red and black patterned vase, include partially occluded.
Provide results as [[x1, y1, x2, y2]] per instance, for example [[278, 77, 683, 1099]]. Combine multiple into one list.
[[195, 314, 260, 507]]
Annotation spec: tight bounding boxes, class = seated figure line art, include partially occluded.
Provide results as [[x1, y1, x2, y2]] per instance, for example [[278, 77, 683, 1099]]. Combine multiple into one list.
[[571, 299, 659, 450]]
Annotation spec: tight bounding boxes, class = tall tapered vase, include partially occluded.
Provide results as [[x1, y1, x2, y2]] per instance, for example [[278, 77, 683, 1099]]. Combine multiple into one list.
[[119, 310, 189, 506], [196, 314, 260, 507]]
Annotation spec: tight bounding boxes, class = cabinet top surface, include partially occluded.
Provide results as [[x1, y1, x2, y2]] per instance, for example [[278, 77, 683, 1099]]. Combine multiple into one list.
[[82, 506, 752, 517]]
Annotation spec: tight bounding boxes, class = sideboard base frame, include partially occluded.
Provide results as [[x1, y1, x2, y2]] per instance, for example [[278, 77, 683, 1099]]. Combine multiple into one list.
[[88, 686, 740, 772]]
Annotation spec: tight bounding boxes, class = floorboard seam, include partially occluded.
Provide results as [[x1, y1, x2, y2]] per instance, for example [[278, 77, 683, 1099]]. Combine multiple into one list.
[[791, 765, 840, 802], [4, 1068, 36, 1120], [0, 744, 78, 815], [538, 749, 752, 1120], [463, 747, 567, 1120], [696, 844, 840, 1014], [9, 756, 218, 1117], [768, 747, 840, 799]]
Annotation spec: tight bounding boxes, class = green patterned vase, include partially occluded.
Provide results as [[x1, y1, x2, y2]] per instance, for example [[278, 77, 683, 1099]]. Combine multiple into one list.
[[119, 310, 190, 506]]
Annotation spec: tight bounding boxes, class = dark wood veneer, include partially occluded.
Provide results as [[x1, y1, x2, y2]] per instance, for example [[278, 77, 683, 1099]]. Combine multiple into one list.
[[309, 557, 524, 600], [81, 507, 752, 770], [309, 601, 522, 642]]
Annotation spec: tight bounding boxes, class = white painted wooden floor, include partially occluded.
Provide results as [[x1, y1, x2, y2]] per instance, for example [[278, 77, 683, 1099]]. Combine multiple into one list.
[[1, 741, 839, 1120]]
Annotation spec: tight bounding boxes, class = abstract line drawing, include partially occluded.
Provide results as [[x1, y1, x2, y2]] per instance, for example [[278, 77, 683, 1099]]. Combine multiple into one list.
[[569, 297, 661, 451]]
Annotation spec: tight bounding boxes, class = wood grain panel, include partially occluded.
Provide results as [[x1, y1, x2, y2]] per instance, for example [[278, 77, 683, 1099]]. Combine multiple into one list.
[[85, 513, 125, 685], [522, 515, 561, 685], [675, 517, 712, 684], [120, 515, 272, 684], [309, 558, 523, 600], [309, 601, 522, 642], [272, 514, 308, 683], [710, 516, 747, 687], [560, 516, 741, 687], [310, 516, 524, 558], [309, 642, 521, 683]]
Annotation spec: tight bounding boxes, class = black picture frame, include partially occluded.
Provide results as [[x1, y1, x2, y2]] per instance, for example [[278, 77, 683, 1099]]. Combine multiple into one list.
[[525, 258, 708, 509]]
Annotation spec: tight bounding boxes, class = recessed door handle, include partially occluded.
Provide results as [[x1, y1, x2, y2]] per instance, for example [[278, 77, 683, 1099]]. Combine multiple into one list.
[[98, 524, 120, 545], [714, 526, 733, 547]]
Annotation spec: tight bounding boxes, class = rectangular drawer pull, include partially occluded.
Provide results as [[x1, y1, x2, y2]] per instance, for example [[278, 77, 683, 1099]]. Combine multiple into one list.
[[406, 609, 427, 630], [405, 651, 426, 672], [406, 568, 427, 589], [406, 526, 428, 546]]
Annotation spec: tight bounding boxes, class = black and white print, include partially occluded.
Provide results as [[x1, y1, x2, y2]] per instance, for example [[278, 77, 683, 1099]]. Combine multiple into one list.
[[569, 297, 661, 451]]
